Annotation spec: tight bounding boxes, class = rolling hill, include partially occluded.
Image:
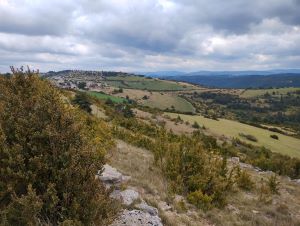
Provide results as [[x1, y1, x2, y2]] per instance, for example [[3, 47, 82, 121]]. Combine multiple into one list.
[[163, 73, 300, 88]]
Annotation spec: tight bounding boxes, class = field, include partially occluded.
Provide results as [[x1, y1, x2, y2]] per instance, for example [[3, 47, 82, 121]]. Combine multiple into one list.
[[87, 91, 127, 103], [166, 113, 300, 158], [105, 75, 196, 91], [143, 93, 195, 113], [240, 87, 300, 98]]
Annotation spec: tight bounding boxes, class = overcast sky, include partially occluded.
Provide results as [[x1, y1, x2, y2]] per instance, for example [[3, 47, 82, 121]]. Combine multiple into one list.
[[0, 0, 300, 72]]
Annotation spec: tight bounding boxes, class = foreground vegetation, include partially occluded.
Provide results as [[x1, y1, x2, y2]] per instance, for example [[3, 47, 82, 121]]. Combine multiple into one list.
[[1, 69, 300, 225], [0, 69, 116, 225]]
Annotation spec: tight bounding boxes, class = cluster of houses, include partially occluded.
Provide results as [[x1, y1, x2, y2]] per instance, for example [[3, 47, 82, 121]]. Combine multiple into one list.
[[47, 70, 109, 90]]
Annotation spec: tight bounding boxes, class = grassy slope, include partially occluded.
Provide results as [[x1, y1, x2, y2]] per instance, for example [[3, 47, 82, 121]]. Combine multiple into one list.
[[105, 75, 195, 91], [143, 93, 195, 113], [109, 139, 300, 226], [111, 88, 195, 113], [240, 87, 300, 98], [87, 91, 127, 103], [166, 113, 300, 158]]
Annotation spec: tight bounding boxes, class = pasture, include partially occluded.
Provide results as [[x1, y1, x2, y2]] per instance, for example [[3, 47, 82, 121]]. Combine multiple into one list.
[[87, 91, 127, 103], [240, 87, 300, 98], [143, 93, 195, 113], [105, 75, 196, 91], [166, 113, 300, 158]]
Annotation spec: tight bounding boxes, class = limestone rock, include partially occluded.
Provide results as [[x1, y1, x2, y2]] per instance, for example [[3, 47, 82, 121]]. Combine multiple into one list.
[[230, 157, 240, 164], [121, 189, 140, 206], [239, 162, 254, 169], [110, 188, 140, 206], [293, 179, 300, 185], [110, 209, 163, 226], [98, 164, 131, 188], [136, 201, 159, 216]]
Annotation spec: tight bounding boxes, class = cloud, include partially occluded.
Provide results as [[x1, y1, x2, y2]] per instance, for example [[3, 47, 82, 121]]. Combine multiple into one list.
[[0, 0, 299, 72]]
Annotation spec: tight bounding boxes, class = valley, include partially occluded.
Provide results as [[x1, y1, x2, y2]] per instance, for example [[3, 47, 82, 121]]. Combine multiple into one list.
[[2, 69, 300, 226], [2, 1, 300, 225]]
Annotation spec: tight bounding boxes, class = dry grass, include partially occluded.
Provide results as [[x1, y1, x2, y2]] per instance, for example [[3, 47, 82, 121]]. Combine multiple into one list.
[[205, 160, 300, 226], [106, 140, 300, 226], [166, 113, 300, 158], [240, 87, 300, 98], [107, 140, 212, 226], [108, 140, 168, 198], [91, 104, 107, 119]]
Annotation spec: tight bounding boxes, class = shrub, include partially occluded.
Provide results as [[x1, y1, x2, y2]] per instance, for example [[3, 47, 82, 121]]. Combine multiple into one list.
[[72, 92, 92, 113], [105, 98, 114, 105], [0, 69, 116, 225], [77, 81, 86, 89], [257, 178, 272, 203], [267, 175, 280, 194], [192, 121, 200, 128], [270, 134, 279, 140], [109, 109, 235, 209], [236, 169, 254, 191], [239, 133, 258, 142], [268, 127, 283, 133], [187, 190, 213, 210]]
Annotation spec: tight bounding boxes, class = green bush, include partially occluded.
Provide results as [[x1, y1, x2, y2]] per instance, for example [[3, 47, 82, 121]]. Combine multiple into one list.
[[72, 92, 92, 113], [0, 69, 116, 225], [187, 190, 213, 210], [239, 133, 258, 142], [267, 175, 280, 194], [192, 121, 200, 128], [270, 134, 279, 140], [236, 169, 254, 191]]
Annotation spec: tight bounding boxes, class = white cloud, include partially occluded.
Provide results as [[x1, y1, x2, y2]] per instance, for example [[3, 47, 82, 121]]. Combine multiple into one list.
[[0, 0, 299, 72]]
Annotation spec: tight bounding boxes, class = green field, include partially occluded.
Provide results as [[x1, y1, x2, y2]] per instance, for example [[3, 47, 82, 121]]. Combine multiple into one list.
[[166, 113, 300, 158], [105, 75, 193, 91], [106, 75, 147, 81], [143, 93, 195, 113], [240, 87, 300, 98], [87, 91, 127, 103]]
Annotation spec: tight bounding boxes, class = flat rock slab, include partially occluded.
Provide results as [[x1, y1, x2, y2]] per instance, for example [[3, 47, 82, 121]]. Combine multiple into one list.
[[110, 209, 163, 226], [135, 201, 158, 216], [98, 164, 131, 187], [293, 179, 300, 185], [111, 189, 140, 206]]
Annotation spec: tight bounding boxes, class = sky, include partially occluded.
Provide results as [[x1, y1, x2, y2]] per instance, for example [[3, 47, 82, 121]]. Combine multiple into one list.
[[0, 0, 300, 72]]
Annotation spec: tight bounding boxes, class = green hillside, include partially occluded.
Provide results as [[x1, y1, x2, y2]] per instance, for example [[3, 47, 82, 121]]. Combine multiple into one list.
[[166, 113, 300, 158]]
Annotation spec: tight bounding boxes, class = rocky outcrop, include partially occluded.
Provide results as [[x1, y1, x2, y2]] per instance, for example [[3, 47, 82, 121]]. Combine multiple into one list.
[[98, 164, 163, 226], [136, 201, 159, 216], [110, 188, 140, 206], [97, 164, 131, 188], [110, 209, 163, 226]]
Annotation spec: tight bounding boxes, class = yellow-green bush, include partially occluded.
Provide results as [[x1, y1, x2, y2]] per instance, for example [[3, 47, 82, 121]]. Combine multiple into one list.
[[0, 69, 116, 225], [236, 169, 255, 191]]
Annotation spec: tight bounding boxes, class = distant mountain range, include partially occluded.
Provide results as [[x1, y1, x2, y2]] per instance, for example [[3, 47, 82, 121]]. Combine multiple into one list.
[[40, 69, 300, 89], [170, 74, 300, 88], [136, 69, 300, 88], [138, 69, 300, 77], [138, 71, 186, 77]]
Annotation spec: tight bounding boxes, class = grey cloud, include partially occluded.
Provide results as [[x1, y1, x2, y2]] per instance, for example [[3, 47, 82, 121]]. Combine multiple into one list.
[[175, 0, 300, 34], [0, 0, 300, 72], [0, 0, 76, 36]]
